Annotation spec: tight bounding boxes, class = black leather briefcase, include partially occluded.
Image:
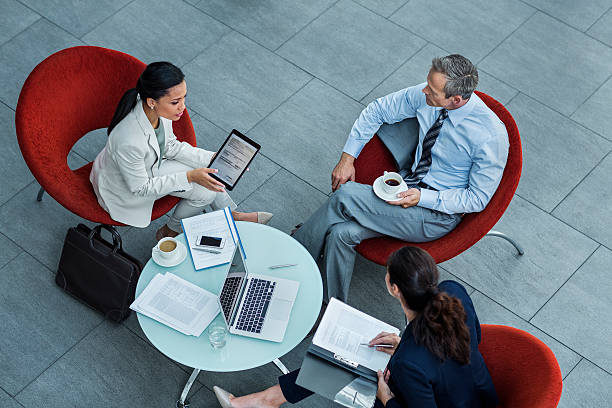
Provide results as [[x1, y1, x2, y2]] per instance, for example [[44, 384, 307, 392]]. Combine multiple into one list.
[[56, 224, 143, 322]]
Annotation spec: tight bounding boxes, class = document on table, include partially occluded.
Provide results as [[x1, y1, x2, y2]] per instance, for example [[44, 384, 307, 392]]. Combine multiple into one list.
[[181, 207, 242, 270], [312, 298, 400, 372], [130, 272, 220, 337]]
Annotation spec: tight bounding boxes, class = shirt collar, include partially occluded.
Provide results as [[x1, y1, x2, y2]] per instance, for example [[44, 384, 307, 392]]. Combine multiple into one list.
[[444, 92, 477, 126]]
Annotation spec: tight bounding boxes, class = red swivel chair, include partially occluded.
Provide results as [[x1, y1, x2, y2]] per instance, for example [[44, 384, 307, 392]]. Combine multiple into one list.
[[479, 325, 563, 407], [15, 46, 196, 226], [354, 91, 523, 265]]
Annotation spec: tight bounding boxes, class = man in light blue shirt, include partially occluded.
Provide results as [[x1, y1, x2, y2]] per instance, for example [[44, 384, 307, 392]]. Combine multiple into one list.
[[293, 55, 509, 302]]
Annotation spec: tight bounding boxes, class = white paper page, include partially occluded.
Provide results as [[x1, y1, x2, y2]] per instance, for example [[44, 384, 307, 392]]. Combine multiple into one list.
[[181, 208, 236, 270], [131, 273, 219, 336], [313, 298, 400, 372]]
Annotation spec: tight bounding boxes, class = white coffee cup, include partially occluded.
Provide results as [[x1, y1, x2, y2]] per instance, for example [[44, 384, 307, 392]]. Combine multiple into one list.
[[382, 171, 403, 194], [153, 237, 179, 260]]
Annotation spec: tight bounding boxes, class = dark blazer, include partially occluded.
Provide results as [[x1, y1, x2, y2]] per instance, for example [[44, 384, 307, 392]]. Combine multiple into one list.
[[378, 280, 498, 408]]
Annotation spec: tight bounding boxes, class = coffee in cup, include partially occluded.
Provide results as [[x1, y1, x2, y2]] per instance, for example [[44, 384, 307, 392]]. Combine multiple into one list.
[[382, 171, 403, 195], [155, 237, 179, 260]]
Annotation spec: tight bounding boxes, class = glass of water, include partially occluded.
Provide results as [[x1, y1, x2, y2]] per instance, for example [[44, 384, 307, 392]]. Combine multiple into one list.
[[208, 322, 228, 349]]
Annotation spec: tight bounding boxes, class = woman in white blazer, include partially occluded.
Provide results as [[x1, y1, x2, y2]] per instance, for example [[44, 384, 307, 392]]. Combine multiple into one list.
[[90, 62, 272, 240]]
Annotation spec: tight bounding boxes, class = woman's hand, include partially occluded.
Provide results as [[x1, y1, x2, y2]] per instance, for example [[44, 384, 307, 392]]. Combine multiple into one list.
[[369, 332, 401, 355], [187, 168, 225, 192], [376, 369, 395, 406]]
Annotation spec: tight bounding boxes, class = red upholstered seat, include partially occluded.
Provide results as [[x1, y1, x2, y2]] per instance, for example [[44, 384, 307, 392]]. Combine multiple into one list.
[[354, 91, 522, 264], [15, 46, 196, 226], [479, 325, 562, 407]]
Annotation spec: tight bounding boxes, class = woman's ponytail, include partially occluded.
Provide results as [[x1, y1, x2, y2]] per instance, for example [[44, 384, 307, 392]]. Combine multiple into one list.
[[107, 61, 185, 136], [107, 88, 138, 135], [387, 247, 471, 365]]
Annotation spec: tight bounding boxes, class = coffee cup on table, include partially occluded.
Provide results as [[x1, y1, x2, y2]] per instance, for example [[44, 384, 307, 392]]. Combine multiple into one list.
[[154, 237, 179, 260], [382, 171, 403, 195]]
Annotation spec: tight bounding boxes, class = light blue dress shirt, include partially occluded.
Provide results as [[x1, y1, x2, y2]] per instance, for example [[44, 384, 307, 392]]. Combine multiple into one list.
[[343, 84, 509, 214]]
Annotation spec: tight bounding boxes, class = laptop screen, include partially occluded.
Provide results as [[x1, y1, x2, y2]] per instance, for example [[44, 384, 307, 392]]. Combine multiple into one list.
[[218, 244, 249, 324]]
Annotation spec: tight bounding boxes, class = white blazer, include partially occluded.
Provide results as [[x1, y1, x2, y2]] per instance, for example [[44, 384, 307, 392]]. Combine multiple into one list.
[[90, 98, 213, 227]]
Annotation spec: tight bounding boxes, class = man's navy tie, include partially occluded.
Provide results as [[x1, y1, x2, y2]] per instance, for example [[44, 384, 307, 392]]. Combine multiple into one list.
[[404, 108, 448, 187]]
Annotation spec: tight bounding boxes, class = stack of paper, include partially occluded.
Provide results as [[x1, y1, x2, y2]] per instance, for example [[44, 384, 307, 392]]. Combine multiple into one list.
[[130, 273, 220, 337], [313, 298, 400, 372], [181, 207, 242, 271]]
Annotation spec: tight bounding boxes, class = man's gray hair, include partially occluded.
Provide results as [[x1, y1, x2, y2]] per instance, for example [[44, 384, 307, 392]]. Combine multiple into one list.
[[431, 55, 478, 100]]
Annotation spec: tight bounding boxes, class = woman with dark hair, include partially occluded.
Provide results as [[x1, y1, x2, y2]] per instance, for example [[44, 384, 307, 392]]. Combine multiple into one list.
[[213, 246, 498, 408], [90, 62, 271, 239]]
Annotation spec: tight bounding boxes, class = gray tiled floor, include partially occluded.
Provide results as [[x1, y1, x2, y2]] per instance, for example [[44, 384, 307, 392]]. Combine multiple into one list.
[[1, 0, 611, 406]]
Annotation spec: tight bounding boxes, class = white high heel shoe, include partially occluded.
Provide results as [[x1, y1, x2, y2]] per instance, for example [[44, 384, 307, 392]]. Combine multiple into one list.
[[213, 386, 234, 408]]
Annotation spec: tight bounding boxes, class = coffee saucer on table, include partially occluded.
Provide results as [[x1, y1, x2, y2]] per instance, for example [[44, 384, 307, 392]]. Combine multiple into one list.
[[151, 241, 187, 267], [372, 176, 409, 202]]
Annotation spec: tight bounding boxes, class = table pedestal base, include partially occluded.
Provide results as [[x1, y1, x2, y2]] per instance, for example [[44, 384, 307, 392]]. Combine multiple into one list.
[[177, 359, 289, 406], [176, 368, 200, 408]]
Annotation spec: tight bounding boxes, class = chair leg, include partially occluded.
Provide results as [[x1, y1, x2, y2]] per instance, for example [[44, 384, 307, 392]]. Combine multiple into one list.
[[36, 186, 45, 202], [486, 230, 524, 256]]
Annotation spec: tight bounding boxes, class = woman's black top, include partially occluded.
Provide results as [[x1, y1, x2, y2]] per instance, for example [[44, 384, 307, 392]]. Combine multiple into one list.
[[379, 280, 498, 408]]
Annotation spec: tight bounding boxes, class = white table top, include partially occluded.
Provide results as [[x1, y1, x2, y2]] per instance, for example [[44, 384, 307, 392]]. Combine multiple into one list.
[[135, 221, 323, 372]]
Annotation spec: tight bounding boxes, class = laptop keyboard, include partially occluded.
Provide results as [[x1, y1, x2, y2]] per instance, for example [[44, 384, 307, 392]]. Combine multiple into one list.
[[235, 278, 276, 334], [219, 276, 242, 319]]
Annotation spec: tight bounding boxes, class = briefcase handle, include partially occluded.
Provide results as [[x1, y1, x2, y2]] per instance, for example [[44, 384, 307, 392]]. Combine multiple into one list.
[[88, 224, 122, 254]]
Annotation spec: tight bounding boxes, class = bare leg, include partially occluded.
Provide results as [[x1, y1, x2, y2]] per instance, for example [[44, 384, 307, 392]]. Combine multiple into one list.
[[232, 211, 258, 223], [230, 384, 287, 408]]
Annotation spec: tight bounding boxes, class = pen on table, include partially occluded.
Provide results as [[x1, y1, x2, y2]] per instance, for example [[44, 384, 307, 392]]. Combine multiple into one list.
[[193, 247, 221, 254], [268, 263, 298, 269], [359, 343, 394, 348]]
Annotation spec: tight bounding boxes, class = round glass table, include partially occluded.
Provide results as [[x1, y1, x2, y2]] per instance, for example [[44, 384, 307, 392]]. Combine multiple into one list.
[[135, 221, 322, 407]]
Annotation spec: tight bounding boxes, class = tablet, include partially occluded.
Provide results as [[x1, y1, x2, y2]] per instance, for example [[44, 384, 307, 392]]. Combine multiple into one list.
[[208, 129, 261, 191]]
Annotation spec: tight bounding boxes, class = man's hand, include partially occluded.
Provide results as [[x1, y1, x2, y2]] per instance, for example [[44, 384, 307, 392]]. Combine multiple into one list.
[[187, 168, 225, 192], [387, 188, 420, 208], [369, 331, 401, 355], [331, 153, 356, 191], [376, 369, 395, 406]]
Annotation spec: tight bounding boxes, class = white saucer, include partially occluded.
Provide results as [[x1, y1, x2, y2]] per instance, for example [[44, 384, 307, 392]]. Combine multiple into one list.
[[372, 175, 409, 202], [151, 241, 187, 267]]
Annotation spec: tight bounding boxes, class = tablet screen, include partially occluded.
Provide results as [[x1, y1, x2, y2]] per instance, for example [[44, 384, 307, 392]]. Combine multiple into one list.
[[209, 130, 260, 190]]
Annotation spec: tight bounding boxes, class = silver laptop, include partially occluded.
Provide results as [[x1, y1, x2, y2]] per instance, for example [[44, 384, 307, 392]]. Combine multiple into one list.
[[217, 244, 299, 342]]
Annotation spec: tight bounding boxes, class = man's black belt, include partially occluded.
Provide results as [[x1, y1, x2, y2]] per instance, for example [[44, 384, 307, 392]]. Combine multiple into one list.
[[417, 181, 438, 191]]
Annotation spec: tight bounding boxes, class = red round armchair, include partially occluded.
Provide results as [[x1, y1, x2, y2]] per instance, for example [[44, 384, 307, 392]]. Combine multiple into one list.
[[354, 91, 523, 264], [15, 46, 196, 225], [479, 325, 563, 407]]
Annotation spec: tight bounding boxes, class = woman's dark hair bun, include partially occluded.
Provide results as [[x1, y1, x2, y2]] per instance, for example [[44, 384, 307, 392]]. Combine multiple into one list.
[[387, 247, 471, 365], [108, 61, 185, 135]]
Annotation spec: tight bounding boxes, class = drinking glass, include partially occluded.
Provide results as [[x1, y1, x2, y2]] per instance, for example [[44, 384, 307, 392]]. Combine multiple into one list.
[[208, 322, 228, 349]]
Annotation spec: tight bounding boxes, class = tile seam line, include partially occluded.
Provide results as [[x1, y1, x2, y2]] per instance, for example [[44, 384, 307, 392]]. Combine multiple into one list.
[[585, 5, 612, 33], [472, 289, 583, 365], [236, 166, 283, 207], [246, 154, 332, 199], [0, 180, 36, 212], [562, 357, 583, 381], [517, 0, 612, 37], [502, 91, 520, 106], [359, 41, 430, 104], [550, 149, 612, 214], [0, 248, 23, 273], [568, 70, 612, 117], [179, 29, 234, 70], [13, 14, 84, 48], [514, 191, 609, 249], [476, 67, 520, 98], [188, 1, 331, 55], [509, 91, 612, 143], [243, 77, 315, 135], [13, 319, 106, 400], [475, 8, 539, 66], [76, 0, 137, 39], [0, 13, 42, 50], [515, 0, 612, 49], [0, 99, 15, 112], [273, 0, 341, 52], [527, 244, 600, 322]]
